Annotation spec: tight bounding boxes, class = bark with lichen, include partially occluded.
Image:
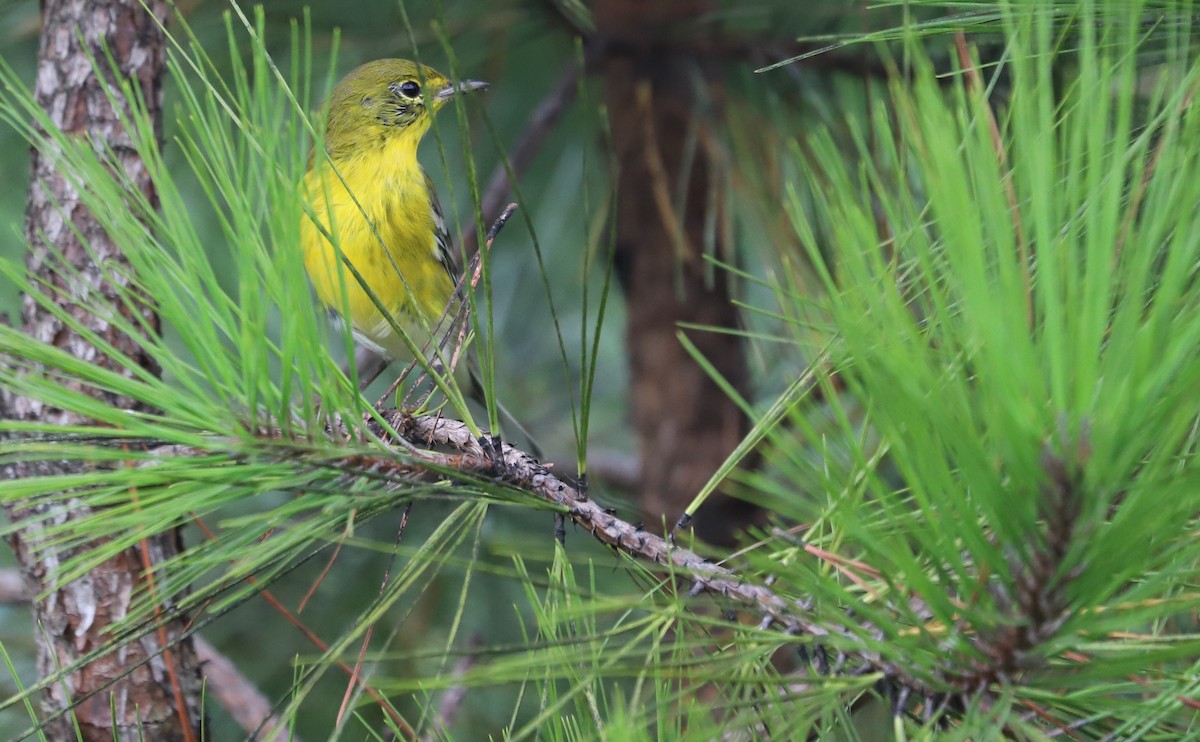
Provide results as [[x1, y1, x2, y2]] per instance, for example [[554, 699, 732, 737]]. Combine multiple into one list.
[[0, 1, 203, 739]]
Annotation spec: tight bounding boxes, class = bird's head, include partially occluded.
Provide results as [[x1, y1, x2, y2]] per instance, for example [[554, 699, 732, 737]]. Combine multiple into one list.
[[323, 59, 487, 159]]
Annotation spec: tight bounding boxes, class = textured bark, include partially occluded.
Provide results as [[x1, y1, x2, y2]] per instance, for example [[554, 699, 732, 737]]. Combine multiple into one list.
[[596, 1, 760, 545], [0, 1, 203, 739]]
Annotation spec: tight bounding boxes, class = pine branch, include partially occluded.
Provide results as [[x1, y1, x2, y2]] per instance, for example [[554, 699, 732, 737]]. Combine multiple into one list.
[[375, 410, 925, 693]]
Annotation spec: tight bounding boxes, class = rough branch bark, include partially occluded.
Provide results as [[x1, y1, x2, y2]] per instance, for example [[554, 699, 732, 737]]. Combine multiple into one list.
[[390, 413, 788, 613], [380, 412, 920, 692], [0, 1, 202, 739]]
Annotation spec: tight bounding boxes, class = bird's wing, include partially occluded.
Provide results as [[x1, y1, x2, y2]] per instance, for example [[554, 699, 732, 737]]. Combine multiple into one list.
[[424, 170, 458, 283]]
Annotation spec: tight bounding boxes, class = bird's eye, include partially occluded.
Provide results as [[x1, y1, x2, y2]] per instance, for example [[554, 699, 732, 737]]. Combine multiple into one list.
[[398, 80, 421, 98]]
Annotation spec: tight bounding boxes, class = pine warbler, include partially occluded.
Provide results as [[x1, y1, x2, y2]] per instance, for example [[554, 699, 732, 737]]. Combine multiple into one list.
[[301, 59, 487, 378]]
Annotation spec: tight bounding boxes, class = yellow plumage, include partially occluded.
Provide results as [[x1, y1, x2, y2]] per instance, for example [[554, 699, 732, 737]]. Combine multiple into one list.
[[300, 59, 486, 364]]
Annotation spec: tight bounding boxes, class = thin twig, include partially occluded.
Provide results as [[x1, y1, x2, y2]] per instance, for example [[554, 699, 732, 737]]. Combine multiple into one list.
[[448, 202, 519, 376], [337, 503, 412, 729], [298, 521, 350, 613], [133, 527, 196, 742], [125, 453, 198, 742]]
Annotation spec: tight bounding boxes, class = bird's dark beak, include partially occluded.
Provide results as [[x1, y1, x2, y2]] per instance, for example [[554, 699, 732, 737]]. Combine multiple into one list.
[[434, 79, 489, 102]]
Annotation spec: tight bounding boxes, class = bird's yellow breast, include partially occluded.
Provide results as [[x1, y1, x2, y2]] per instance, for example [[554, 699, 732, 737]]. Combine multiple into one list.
[[301, 135, 453, 361]]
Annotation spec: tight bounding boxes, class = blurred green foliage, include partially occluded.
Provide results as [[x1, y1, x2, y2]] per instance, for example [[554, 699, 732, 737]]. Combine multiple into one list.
[[0, 2, 866, 735], [0, 0, 896, 736], [10, 1, 1195, 739]]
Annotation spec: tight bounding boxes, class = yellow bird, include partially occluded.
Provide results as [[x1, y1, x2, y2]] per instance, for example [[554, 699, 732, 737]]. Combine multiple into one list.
[[301, 59, 487, 374]]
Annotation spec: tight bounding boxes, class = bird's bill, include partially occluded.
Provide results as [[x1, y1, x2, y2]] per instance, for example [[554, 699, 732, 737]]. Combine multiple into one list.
[[434, 79, 489, 101]]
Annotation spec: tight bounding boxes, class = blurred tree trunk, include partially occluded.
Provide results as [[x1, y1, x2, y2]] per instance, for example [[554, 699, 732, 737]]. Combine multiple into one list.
[[596, 0, 760, 545], [0, 1, 203, 739]]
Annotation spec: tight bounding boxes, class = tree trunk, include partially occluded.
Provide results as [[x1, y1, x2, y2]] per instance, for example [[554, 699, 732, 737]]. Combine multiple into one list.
[[0, 1, 203, 739], [596, 1, 760, 545]]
